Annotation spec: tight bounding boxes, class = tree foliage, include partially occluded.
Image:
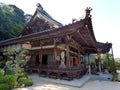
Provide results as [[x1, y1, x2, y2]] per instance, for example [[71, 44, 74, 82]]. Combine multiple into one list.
[[92, 54, 117, 73], [114, 58, 120, 70], [0, 3, 32, 41], [3, 47, 30, 80], [0, 47, 32, 88]]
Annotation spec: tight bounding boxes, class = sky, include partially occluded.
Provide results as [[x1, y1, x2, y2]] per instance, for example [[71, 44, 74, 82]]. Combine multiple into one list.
[[0, 0, 120, 58]]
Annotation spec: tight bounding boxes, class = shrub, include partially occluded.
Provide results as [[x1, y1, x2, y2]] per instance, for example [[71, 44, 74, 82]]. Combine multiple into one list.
[[0, 76, 6, 83], [18, 72, 28, 79], [4, 67, 15, 75], [115, 58, 120, 70], [18, 77, 28, 83], [18, 77, 27, 86], [0, 56, 5, 68], [0, 68, 4, 76], [18, 77, 33, 86], [0, 83, 9, 90], [4, 75, 16, 88], [23, 79, 33, 86], [0, 61, 5, 68], [112, 73, 118, 81], [14, 81, 19, 88]]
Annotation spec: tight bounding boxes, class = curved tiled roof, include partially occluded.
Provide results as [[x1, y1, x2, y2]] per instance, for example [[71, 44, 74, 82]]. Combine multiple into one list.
[[0, 5, 112, 54], [96, 42, 112, 53], [20, 3, 63, 36]]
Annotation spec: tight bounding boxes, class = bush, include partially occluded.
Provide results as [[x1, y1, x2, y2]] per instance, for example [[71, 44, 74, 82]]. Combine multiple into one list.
[[4, 67, 15, 75], [14, 81, 19, 88], [115, 60, 120, 70], [0, 61, 5, 68], [18, 77, 33, 86], [0, 56, 6, 68], [18, 72, 28, 79], [112, 73, 118, 81], [0, 75, 18, 88], [4, 75, 16, 88], [18, 77, 27, 86], [0, 68, 4, 76], [0, 83, 9, 90], [23, 79, 33, 86], [18, 77, 28, 83], [0, 76, 6, 83], [0, 75, 16, 89], [0, 74, 16, 82]]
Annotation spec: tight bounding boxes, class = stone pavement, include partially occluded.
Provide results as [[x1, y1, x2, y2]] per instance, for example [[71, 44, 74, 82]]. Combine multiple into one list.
[[14, 73, 120, 90], [30, 74, 90, 87], [117, 70, 120, 80], [90, 73, 112, 81]]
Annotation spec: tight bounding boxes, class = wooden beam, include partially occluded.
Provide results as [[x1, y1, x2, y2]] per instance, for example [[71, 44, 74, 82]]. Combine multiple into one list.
[[31, 45, 55, 50], [78, 47, 81, 64], [72, 38, 81, 49], [57, 46, 77, 56], [77, 29, 89, 45], [85, 25, 96, 46]]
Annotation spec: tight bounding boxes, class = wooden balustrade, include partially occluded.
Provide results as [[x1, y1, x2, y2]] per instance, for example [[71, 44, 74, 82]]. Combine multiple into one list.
[[25, 64, 86, 80]]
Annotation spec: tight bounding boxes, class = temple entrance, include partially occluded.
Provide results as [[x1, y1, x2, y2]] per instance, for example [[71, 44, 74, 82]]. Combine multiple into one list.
[[42, 54, 48, 65], [35, 55, 40, 65]]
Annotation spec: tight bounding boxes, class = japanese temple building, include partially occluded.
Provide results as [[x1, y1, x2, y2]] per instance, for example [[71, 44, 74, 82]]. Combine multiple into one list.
[[0, 4, 113, 80]]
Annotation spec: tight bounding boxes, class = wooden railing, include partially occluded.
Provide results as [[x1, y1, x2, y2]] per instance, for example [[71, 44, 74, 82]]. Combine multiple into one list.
[[25, 65, 87, 80]]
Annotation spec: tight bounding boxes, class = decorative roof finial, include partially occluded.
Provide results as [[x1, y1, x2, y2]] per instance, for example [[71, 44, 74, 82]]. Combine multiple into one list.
[[85, 7, 92, 18], [36, 3, 43, 11]]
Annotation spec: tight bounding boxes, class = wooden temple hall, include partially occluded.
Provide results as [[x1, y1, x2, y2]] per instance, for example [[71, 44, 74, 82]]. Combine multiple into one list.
[[0, 4, 113, 80]]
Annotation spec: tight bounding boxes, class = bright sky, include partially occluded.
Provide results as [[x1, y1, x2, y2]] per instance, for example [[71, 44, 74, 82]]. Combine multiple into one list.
[[1, 0, 120, 58]]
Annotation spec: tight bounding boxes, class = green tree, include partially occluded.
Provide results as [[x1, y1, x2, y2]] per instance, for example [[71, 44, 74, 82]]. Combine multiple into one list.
[[0, 56, 5, 68], [0, 3, 30, 40], [92, 54, 116, 73], [115, 58, 120, 70], [3, 47, 30, 80]]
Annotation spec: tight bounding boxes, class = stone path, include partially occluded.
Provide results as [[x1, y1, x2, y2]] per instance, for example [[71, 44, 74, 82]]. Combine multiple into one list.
[[14, 73, 120, 90], [90, 73, 112, 81], [28, 74, 90, 87], [117, 70, 120, 80]]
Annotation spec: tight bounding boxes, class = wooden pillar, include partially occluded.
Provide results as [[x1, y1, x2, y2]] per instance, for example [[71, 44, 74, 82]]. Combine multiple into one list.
[[66, 35, 70, 68], [83, 55, 86, 64], [97, 48, 102, 73], [39, 50, 42, 66], [29, 52, 35, 66], [84, 55, 86, 68], [78, 48, 81, 65], [53, 38, 57, 67], [87, 53, 90, 65], [39, 42, 43, 66], [87, 54, 91, 75]]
